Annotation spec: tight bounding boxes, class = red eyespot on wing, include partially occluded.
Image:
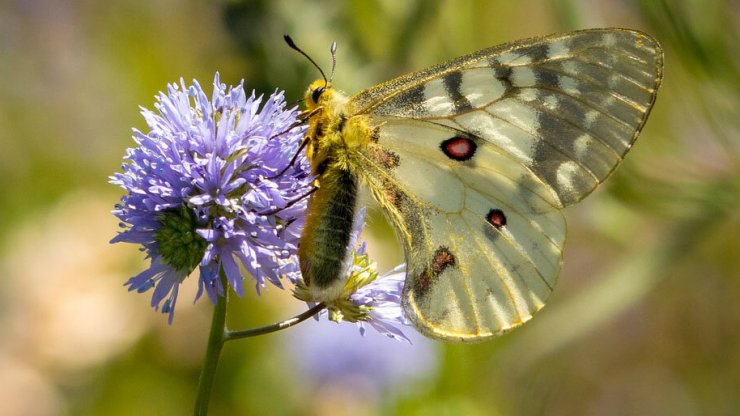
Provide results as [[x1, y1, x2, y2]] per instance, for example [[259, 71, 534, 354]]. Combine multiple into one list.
[[486, 209, 507, 229], [440, 137, 477, 161]]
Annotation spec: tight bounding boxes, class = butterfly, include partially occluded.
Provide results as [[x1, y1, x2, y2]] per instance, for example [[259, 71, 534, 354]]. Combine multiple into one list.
[[294, 29, 663, 342]]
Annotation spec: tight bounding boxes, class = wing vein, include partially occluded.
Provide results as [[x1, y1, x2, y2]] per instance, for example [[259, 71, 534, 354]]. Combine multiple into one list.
[[482, 107, 601, 183], [460, 176, 563, 258], [509, 95, 624, 161], [446, 225, 483, 335]]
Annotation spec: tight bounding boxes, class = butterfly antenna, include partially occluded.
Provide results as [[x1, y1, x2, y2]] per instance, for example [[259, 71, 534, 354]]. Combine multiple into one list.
[[284, 34, 328, 85], [328, 41, 337, 84]]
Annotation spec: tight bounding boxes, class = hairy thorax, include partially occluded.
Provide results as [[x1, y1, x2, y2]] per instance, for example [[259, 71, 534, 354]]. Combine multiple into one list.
[[303, 80, 373, 175]]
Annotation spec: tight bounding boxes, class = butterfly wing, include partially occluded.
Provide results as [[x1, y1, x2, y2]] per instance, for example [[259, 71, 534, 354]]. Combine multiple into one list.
[[348, 29, 663, 341], [357, 120, 566, 341]]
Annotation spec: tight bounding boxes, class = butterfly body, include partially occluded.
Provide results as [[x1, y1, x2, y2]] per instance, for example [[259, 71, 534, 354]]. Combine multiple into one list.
[[297, 80, 373, 301], [297, 29, 663, 342]]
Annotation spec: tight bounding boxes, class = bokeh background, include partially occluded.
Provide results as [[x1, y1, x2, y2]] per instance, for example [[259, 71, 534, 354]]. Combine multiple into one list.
[[1, 0, 739, 414]]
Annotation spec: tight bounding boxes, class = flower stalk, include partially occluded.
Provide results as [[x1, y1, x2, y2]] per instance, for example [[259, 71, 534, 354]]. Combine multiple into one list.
[[193, 278, 325, 415], [193, 273, 228, 416], [225, 302, 326, 341]]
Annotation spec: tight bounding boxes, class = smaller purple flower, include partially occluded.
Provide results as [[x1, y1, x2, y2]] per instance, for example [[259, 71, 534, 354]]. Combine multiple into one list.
[[111, 74, 312, 323], [352, 263, 411, 343], [286, 312, 437, 404]]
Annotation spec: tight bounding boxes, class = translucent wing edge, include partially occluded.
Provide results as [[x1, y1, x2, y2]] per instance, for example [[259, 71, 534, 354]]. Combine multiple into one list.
[[347, 28, 663, 118]]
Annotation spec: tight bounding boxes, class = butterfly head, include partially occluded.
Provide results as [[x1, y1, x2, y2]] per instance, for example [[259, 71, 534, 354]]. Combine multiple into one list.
[[283, 35, 340, 114], [304, 80, 336, 113]]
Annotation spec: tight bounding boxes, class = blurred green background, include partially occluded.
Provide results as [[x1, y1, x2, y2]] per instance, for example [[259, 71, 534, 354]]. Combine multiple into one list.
[[1, 0, 739, 415]]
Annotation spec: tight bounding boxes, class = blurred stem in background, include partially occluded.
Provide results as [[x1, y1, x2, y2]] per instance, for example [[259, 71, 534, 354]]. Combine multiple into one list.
[[498, 178, 738, 370]]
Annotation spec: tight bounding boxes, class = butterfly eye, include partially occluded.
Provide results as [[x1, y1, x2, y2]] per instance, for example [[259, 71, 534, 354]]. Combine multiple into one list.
[[311, 86, 325, 103]]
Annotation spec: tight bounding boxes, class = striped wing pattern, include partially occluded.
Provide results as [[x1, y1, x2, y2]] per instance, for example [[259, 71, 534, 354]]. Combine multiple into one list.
[[350, 29, 663, 341]]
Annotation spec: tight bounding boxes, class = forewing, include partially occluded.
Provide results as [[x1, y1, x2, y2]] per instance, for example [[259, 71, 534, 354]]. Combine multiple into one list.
[[358, 120, 565, 341], [349, 29, 663, 206]]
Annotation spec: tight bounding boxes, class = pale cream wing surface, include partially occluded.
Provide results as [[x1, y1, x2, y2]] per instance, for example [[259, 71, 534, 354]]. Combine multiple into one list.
[[357, 120, 565, 341], [348, 29, 663, 341], [349, 29, 663, 206]]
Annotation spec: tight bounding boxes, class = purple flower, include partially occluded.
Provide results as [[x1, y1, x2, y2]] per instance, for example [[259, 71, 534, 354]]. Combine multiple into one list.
[[111, 74, 312, 323], [352, 263, 411, 343]]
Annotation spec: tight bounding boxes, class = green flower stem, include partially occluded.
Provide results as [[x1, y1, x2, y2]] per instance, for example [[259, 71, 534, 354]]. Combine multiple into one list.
[[193, 285, 325, 415], [225, 303, 325, 341], [193, 274, 228, 416]]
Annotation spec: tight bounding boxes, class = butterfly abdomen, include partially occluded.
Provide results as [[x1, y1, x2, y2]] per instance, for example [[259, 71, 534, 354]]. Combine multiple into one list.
[[298, 167, 358, 293]]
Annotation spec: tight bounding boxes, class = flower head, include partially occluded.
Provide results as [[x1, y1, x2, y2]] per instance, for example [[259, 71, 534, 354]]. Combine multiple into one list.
[[111, 74, 312, 323], [351, 262, 411, 343]]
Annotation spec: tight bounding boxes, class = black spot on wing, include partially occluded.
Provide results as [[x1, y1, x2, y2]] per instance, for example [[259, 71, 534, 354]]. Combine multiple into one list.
[[442, 71, 473, 112], [522, 43, 550, 62], [491, 64, 513, 91], [535, 68, 559, 88], [397, 84, 426, 108], [482, 208, 505, 243], [527, 94, 595, 205]]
